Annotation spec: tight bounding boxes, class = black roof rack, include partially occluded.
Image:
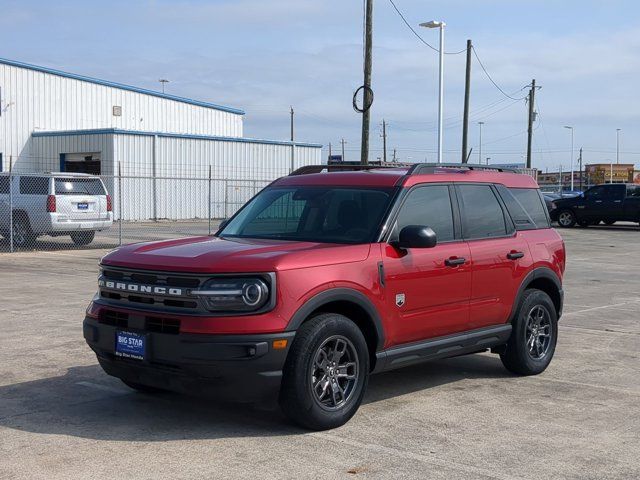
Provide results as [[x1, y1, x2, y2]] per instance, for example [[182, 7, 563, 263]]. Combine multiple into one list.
[[289, 162, 518, 176]]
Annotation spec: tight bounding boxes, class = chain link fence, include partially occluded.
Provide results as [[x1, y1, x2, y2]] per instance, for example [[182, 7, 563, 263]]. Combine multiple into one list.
[[0, 170, 272, 253]]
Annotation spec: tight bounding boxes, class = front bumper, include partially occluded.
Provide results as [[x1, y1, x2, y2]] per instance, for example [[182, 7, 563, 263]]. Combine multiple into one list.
[[83, 317, 294, 402]]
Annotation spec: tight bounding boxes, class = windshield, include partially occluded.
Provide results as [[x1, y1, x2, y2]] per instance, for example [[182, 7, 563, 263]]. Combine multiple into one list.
[[219, 186, 396, 244]]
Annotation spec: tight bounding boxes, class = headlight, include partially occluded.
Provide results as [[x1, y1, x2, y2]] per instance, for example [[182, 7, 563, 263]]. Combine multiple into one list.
[[193, 276, 272, 312]]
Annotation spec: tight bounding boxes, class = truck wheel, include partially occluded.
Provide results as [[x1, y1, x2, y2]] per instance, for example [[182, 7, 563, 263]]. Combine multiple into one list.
[[121, 379, 166, 394], [70, 231, 95, 246], [280, 313, 369, 430], [557, 210, 576, 228], [12, 215, 36, 248], [500, 289, 558, 376]]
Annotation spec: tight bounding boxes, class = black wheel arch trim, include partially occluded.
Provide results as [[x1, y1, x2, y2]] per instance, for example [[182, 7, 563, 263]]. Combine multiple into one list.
[[285, 288, 385, 351], [509, 267, 564, 323]]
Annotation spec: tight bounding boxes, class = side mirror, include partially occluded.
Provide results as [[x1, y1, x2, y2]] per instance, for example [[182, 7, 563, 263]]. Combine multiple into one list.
[[396, 225, 437, 249]]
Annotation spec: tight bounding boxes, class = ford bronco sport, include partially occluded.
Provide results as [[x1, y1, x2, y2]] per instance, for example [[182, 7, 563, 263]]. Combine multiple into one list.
[[84, 163, 565, 430]]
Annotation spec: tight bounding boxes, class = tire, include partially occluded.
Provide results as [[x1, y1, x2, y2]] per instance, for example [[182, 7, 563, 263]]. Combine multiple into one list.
[[121, 379, 166, 394], [279, 313, 369, 430], [70, 231, 95, 246], [11, 215, 36, 248], [500, 289, 558, 376], [603, 219, 616, 226], [556, 210, 576, 228]]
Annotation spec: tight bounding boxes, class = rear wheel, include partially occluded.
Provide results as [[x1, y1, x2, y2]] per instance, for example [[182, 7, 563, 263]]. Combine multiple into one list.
[[11, 215, 36, 248], [500, 289, 558, 376], [280, 313, 369, 430], [70, 231, 95, 246], [557, 210, 576, 228]]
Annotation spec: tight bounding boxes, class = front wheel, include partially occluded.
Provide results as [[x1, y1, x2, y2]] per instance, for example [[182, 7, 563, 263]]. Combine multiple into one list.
[[500, 289, 558, 376], [70, 231, 95, 246], [280, 313, 369, 430], [556, 210, 576, 228]]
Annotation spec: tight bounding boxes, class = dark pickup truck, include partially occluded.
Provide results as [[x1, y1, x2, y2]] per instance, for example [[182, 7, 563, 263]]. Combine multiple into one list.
[[550, 183, 640, 227]]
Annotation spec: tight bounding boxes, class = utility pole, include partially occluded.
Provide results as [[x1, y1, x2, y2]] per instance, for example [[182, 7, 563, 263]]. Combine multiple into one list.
[[616, 128, 621, 164], [578, 147, 583, 191], [478, 121, 484, 164], [392, 148, 397, 162], [381, 119, 387, 163], [461, 39, 472, 163], [360, 0, 374, 165], [328, 142, 332, 161], [526, 79, 536, 169], [290, 106, 295, 172], [341, 138, 347, 162]]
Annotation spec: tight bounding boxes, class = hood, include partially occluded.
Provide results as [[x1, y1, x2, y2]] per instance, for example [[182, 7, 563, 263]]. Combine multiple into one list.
[[101, 236, 372, 273]]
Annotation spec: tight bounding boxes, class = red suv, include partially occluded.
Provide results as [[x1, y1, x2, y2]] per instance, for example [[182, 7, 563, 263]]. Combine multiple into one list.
[[84, 164, 565, 430]]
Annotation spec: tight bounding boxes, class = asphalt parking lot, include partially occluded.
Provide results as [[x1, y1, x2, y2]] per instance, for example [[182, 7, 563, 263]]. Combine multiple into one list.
[[1, 225, 639, 479]]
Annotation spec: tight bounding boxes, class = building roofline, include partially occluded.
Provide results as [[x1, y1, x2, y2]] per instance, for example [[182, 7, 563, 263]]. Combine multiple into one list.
[[0, 57, 245, 115], [31, 128, 323, 148]]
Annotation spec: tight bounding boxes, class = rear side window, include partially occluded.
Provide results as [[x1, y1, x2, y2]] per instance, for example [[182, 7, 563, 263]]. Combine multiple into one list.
[[508, 188, 550, 229], [54, 178, 106, 195], [19, 176, 50, 195], [0, 176, 9, 194], [394, 185, 455, 242], [627, 185, 640, 198], [457, 185, 509, 239]]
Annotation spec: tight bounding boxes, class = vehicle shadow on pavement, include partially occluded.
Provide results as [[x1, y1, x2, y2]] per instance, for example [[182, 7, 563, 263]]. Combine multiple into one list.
[[0, 354, 510, 439]]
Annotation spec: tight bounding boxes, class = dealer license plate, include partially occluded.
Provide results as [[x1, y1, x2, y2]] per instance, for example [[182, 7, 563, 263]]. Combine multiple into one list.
[[115, 331, 145, 360], [77, 202, 89, 210]]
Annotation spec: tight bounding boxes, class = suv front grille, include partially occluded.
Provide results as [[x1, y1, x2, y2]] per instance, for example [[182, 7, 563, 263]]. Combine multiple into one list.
[[99, 266, 206, 312]]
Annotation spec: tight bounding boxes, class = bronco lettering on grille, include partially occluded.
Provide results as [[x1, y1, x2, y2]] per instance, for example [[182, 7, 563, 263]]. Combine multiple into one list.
[[98, 279, 183, 296]]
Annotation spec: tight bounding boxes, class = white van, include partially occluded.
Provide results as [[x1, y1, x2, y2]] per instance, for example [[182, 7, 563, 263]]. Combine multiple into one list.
[[0, 173, 113, 247]]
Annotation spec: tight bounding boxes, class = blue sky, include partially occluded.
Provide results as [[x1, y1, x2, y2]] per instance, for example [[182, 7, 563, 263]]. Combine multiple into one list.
[[2, 0, 639, 170]]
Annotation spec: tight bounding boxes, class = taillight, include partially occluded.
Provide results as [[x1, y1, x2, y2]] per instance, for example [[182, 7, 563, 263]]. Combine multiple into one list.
[[106, 194, 112, 212], [46, 195, 56, 213]]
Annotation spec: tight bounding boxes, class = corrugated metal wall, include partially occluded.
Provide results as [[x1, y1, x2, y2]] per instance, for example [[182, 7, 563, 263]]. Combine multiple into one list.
[[30, 132, 322, 221], [0, 62, 243, 171]]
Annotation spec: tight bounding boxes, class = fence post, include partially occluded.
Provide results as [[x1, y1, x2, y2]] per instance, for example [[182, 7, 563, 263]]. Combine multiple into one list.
[[208, 165, 212, 235], [8, 156, 13, 253], [118, 162, 123, 246]]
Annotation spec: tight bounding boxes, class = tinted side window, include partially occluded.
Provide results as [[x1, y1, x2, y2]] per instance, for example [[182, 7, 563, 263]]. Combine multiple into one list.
[[19, 176, 50, 195], [394, 185, 455, 242], [587, 185, 624, 200], [0, 176, 9, 194], [458, 185, 509, 239], [626, 185, 640, 198], [509, 188, 550, 228]]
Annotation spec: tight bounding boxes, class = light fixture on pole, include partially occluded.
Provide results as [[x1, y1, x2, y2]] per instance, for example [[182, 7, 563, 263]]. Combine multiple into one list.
[[564, 126, 574, 191], [478, 121, 484, 164], [159, 79, 169, 94], [420, 20, 446, 164]]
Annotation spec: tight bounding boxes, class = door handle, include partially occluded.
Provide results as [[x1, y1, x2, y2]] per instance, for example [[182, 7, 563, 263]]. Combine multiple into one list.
[[445, 257, 466, 267], [595, 200, 603, 203], [507, 251, 525, 260]]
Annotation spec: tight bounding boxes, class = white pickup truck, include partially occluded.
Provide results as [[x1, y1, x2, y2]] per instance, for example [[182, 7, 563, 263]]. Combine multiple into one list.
[[0, 172, 113, 247]]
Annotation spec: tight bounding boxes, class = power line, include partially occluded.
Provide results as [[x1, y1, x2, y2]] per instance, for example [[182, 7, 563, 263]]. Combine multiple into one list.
[[387, 0, 465, 54], [472, 46, 528, 101]]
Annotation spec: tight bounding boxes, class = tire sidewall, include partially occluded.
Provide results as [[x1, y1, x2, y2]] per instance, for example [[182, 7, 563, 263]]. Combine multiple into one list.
[[281, 314, 369, 430], [557, 209, 576, 228], [509, 290, 558, 374]]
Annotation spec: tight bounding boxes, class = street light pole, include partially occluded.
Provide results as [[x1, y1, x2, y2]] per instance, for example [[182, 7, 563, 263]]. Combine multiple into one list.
[[564, 126, 574, 191], [420, 20, 446, 164], [616, 128, 621, 164], [478, 121, 484, 164]]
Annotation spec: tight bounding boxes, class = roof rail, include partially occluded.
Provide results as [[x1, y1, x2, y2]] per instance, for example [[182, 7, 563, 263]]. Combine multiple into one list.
[[289, 162, 519, 176], [407, 163, 518, 174], [289, 163, 413, 176]]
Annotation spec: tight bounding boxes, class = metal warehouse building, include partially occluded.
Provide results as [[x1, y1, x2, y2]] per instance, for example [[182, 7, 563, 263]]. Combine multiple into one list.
[[0, 57, 322, 219]]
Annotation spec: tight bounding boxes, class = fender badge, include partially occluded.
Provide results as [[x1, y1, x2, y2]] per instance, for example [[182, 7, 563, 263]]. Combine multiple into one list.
[[395, 293, 406, 307]]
